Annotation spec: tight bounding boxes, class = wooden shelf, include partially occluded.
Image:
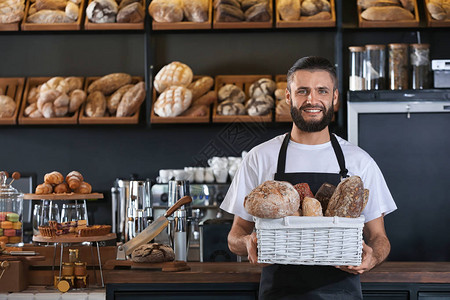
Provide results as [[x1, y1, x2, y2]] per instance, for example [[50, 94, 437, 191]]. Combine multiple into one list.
[[357, 0, 420, 28], [424, 0, 450, 27], [24, 192, 103, 200], [84, 0, 145, 30], [275, 0, 336, 28], [151, 1, 212, 30], [0, 77, 24, 125]]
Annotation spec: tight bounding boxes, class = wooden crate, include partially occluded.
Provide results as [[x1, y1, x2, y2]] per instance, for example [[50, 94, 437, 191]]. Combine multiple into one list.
[[424, 0, 450, 27], [0, 77, 25, 125], [213, 1, 273, 29], [358, 0, 419, 28], [274, 74, 291, 123], [152, 1, 212, 30], [18, 77, 83, 125], [150, 76, 212, 124], [275, 0, 336, 28], [78, 76, 143, 124], [21, 0, 84, 31], [84, 0, 145, 30], [212, 75, 273, 123]]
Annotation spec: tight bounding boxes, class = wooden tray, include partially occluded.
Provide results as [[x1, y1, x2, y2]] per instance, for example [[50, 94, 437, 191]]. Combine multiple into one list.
[[24, 192, 104, 200], [213, 1, 273, 29], [358, 0, 419, 28], [0, 77, 25, 125], [424, 0, 450, 27], [84, 0, 145, 30], [0, 18, 21, 31], [152, 1, 212, 30], [275, 0, 336, 28], [78, 76, 143, 124], [32, 232, 116, 243], [150, 75, 212, 124], [18, 77, 83, 125], [21, 0, 84, 31], [212, 75, 273, 123], [104, 259, 190, 272], [274, 74, 291, 123]]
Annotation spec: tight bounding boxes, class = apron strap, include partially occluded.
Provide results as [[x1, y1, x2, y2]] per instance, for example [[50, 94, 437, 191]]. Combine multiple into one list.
[[330, 133, 349, 179], [276, 132, 348, 178]]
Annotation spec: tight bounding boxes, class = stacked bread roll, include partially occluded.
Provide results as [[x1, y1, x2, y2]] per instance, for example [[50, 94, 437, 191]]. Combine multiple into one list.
[[426, 0, 450, 20], [0, 94, 16, 118], [274, 80, 290, 117], [153, 61, 217, 117], [148, 0, 209, 23], [23, 77, 86, 119], [359, 0, 415, 21], [85, 73, 145, 117], [278, 0, 332, 21], [217, 77, 275, 116], [86, 0, 145, 23], [244, 177, 368, 219], [215, 0, 271, 22], [26, 0, 81, 24], [0, 0, 25, 24], [35, 170, 92, 194]]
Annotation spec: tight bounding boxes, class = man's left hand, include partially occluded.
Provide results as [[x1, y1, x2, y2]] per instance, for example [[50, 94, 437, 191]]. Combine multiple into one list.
[[336, 241, 377, 275]]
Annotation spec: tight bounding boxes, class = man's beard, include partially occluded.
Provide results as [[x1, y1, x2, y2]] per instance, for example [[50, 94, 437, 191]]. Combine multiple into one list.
[[290, 100, 334, 132]]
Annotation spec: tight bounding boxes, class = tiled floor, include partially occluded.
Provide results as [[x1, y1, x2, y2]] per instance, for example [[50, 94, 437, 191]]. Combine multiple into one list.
[[0, 287, 105, 300]]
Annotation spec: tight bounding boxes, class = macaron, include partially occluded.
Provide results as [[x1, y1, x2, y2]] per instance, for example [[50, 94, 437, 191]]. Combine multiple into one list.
[[12, 221, 22, 230], [0, 236, 8, 243], [6, 213, 19, 222], [1, 221, 12, 229], [0, 212, 6, 221], [4, 229, 16, 237], [8, 236, 21, 244]]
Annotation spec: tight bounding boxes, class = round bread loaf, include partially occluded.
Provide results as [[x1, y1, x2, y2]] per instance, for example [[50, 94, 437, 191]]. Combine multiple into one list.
[[217, 100, 245, 115], [131, 243, 175, 263], [153, 61, 193, 93], [217, 84, 246, 103], [244, 180, 300, 219], [249, 78, 276, 98], [245, 94, 274, 116]]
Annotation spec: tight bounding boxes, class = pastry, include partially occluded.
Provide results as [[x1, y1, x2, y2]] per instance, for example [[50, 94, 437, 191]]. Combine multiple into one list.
[[4, 229, 16, 236], [116, 2, 145, 23], [148, 0, 183, 22], [153, 85, 193, 117], [41, 102, 55, 118], [131, 243, 175, 263], [74, 181, 92, 194], [187, 76, 214, 100], [153, 61, 193, 93], [85, 91, 107, 117], [44, 171, 64, 185], [116, 81, 146, 117], [12, 222, 22, 230], [217, 100, 245, 115], [325, 176, 365, 218], [86, 0, 118, 23], [249, 78, 276, 98], [6, 213, 19, 222], [87, 73, 132, 95], [182, 0, 209, 22], [54, 182, 70, 193], [54, 93, 69, 107], [0, 213, 6, 221], [37, 89, 60, 111], [27, 87, 39, 104], [0, 95, 16, 118], [244, 180, 300, 219], [77, 224, 111, 236], [107, 84, 133, 114], [8, 236, 21, 244], [217, 84, 245, 103], [69, 89, 87, 113], [1, 221, 13, 229], [35, 183, 53, 194]]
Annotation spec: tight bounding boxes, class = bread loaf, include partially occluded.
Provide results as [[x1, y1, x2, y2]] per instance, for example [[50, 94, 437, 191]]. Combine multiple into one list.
[[249, 78, 276, 98], [187, 76, 214, 100], [218, 84, 245, 103], [35, 183, 53, 194], [301, 0, 322, 16], [217, 100, 245, 115], [154, 61, 193, 93], [107, 84, 133, 114], [86, 0, 118, 23], [0, 95, 16, 118], [35, 0, 67, 11], [85, 91, 107, 117], [245, 94, 273, 116], [315, 182, 336, 215], [69, 89, 87, 113], [192, 90, 217, 106], [88, 73, 132, 95], [302, 197, 323, 216], [37, 89, 60, 111], [245, 2, 271, 22], [154, 85, 193, 117], [427, 0, 450, 20], [42, 102, 55, 118], [27, 87, 39, 104], [179, 104, 209, 117], [276, 99, 290, 116], [65, 1, 78, 20], [215, 4, 245, 21], [131, 243, 175, 263], [213, 0, 241, 8], [24, 103, 38, 117], [399, 0, 414, 11], [148, 0, 183, 22], [361, 6, 414, 20], [277, 0, 300, 21], [358, 0, 400, 9], [44, 171, 64, 185], [27, 9, 72, 23], [293, 183, 314, 202], [303, 11, 331, 20], [325, 176, 365, 218], [116, 81, 146, 117], [182, 0, 209, 22], [118, 0, 140, 10], [116, 2, 145, 23], [244, 180, 300, 219]]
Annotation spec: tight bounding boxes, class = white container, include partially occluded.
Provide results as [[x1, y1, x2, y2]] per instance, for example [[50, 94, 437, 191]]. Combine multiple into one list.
[[255, 215, 364, 266]]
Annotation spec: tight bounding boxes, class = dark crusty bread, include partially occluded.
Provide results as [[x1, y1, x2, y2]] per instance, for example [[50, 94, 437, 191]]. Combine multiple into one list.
[[244, 180, 300, 219], [315, 182, 336, 215], [216, 4, 245, 21], [131, 243, 175, 263]]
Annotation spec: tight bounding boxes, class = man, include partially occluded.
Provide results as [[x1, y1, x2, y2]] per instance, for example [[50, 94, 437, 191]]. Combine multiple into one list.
[[220, 56, 397, 299]]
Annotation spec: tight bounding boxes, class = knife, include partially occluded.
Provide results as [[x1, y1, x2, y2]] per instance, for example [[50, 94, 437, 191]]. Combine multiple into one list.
[[116, 195, 192, 260]]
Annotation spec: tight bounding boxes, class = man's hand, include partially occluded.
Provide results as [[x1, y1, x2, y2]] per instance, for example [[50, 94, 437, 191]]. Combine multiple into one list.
[[246, 232, 258, 263], [228, 216, 258, 262], [336, 241, 377, 274]]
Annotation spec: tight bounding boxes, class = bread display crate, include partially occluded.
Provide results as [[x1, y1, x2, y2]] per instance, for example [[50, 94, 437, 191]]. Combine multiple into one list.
[[213, 1, 273, 29], [151, 1, 212, 30], [0, 18, 21, 31], [21, 0, 84, 31], [78, 76, 143, 124], [424, 0, 450, 27], [84, 0, 145, 30], [256, 216, 365, 266], [274, 74, 291, 123], [18, 77, 82, 125], [150, 76, 211, 124], [275, 0, 336, 28], [357, 0, 419, 28], [212, 75, 273, 123], [0, 77, 25, 125]]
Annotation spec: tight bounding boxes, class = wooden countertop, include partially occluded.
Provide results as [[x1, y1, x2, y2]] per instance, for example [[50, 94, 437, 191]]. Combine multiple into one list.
[[104, 262, 450, 284]]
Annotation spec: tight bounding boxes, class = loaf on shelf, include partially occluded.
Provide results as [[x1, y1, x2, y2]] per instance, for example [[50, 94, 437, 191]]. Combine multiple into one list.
[[0, 0, 25, 29], [151, 61, 215, 123], [79, 73, 145, 124], [357, 0, 419, 27], [276, 0, 335, 27], [0, 78, 25, 125], [85, 0, 145, 25], [425, 0, 450, 26], [213, 0, 272, 28]]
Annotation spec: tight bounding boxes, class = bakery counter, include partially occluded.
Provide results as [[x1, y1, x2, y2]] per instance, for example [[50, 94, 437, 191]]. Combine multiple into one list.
[[104, 262, 450, 300]]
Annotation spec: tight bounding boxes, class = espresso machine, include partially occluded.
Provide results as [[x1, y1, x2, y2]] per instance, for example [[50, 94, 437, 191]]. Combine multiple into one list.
[[111, 178, 153, 242]]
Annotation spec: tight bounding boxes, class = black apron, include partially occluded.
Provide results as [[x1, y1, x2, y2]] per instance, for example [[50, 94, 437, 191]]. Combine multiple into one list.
[[259, 133, 363, 300]]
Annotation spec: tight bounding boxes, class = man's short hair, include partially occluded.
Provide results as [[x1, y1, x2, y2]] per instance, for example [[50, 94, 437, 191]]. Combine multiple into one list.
[[287, 56, 337, 92]]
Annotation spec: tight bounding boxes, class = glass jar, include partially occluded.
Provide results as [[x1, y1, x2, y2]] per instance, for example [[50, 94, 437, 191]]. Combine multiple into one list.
[[69, 249, 79, 263], [61, 262, 74, 276], [364, 44, 386, 90], [74, 262, 87, 276], [389, 43, 409, 90], [0, 171, 23, 246], [410, 43, 431, 89], [349, 46, 366, 91]]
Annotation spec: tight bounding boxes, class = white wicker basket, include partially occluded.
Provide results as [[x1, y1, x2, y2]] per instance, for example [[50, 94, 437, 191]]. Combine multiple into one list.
[[255, 216, 364, 266]]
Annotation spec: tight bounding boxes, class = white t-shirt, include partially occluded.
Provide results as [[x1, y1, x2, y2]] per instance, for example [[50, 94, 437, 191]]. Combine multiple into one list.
[[220, 133, 397, 223]]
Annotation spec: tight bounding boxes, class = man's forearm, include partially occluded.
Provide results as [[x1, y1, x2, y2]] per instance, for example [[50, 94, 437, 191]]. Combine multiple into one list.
[[367, 235, 391, 267], [228, 231, 251, 256]]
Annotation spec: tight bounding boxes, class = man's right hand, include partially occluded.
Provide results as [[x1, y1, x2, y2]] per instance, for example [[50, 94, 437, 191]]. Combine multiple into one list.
[[227, 216, 258, 262], [246, 231, 258, 263]]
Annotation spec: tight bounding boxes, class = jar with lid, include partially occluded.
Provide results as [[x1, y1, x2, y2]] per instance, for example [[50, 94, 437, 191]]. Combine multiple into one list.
[[74, 261, 87, 276], [349, 46, 366, 91], [68, 249, 79, 263], [61, 262, 74, 276], [410, 43, 431, 89], [364, 44, 386, 90], [388, 43, 409, 90], [0, 171, 23, 246]]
